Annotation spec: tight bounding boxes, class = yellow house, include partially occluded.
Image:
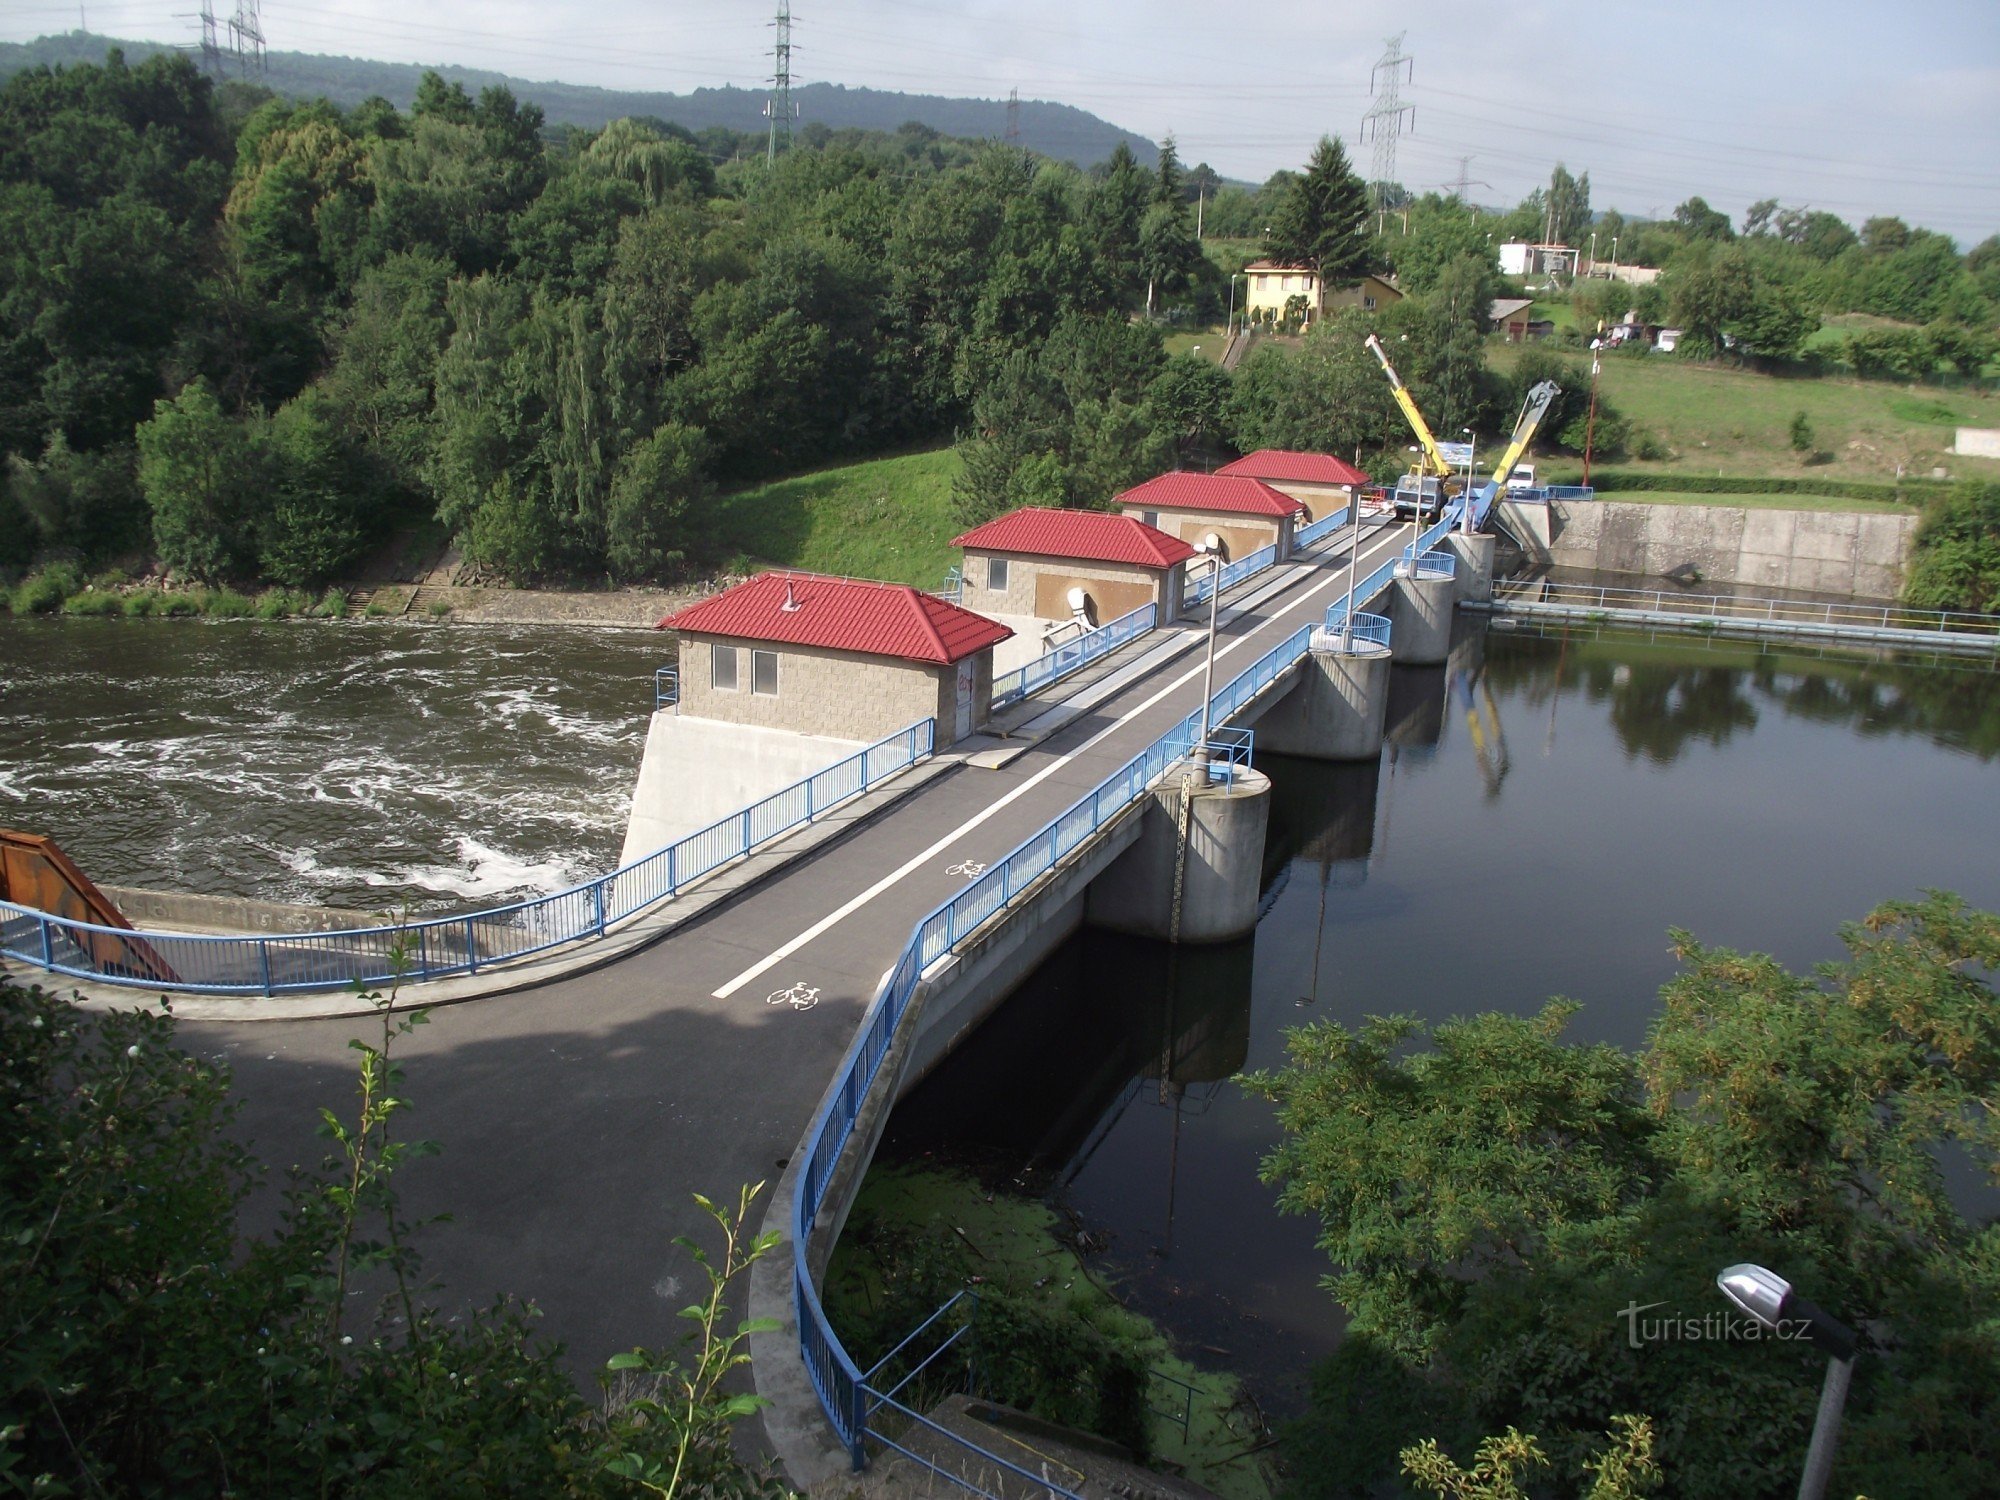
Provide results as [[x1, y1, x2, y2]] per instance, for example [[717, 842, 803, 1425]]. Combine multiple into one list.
[[1241, 263, 1404, 328]]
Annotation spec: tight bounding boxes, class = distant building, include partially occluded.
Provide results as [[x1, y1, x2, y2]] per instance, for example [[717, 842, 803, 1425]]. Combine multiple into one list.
[[1489, 296, 1536, 342], [1215, 450, 1371, 521], [1114, 472, 1305, 563], [952, 508, 1194, 668], [660, 572, 1012, 748], [1498, 242, 1578, 280], [1241, 262, 1405, 327]]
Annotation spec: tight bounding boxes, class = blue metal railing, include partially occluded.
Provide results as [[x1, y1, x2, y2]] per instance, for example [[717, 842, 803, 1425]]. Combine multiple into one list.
[[1398, 548, 1456, 581], [934, 565, 963, 604], [990, 602, 1156, 710], [792, 626, 1314, 1476], [1319, 608, 1393, 651], [0, 719, 937, 996], [1293, 504, 1354, 549], [655, 667, 679, 710], [1185, 542, 1278, 607]]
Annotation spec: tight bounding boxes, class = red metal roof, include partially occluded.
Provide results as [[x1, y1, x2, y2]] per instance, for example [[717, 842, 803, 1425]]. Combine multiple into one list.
[[1114, 472, 1305, 518], [951, 508, 1197, 568], [1217, 450, 1371, 487], [658, 572, 1013, 665]]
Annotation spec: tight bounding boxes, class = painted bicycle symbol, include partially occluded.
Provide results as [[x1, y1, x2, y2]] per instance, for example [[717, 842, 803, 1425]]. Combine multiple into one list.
[[946, 860, 988, 878], [766, 981, 821, 1012]]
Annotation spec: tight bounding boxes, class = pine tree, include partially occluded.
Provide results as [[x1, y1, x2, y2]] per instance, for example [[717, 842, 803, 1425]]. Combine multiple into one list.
[[1264, 136, 1372, 295]]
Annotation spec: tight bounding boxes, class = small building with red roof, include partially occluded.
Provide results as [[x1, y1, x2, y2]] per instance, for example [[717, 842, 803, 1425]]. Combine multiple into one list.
[[1114, 472, 1307, 564], [951, 508, 1195, 657], [1216, 450, 1371, 522], [659, 571, 1012, 749]]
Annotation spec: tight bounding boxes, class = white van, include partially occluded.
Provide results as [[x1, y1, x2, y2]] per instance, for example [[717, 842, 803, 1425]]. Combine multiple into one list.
[[1505, 464, 1538, 496]]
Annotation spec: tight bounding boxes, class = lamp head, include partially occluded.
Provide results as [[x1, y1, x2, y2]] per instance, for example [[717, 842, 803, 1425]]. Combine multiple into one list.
[[1717, 1263, 1791, 1328]]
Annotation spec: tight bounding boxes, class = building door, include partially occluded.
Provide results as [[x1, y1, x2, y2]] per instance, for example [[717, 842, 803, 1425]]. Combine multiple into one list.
[[954, 659, 975, 742]]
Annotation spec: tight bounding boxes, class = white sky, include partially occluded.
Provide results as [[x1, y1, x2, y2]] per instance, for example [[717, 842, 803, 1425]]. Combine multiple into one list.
[[12, 0, 2000, 244]]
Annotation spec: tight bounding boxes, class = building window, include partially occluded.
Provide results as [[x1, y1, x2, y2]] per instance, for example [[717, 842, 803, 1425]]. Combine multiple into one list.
[[711, 644, 739, 691], [1139, 511, 1159, 528], [987, 557, 1009, 592], [752, 649, 779, 696]]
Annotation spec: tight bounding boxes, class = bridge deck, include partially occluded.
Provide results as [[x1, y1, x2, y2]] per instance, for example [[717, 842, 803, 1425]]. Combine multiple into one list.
[[170, 517, 1411, 1448]]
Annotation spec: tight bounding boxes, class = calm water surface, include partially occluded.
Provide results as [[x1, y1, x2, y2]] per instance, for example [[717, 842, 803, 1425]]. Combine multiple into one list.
[[0, 617, 669, 910], [880, 620, 2000, 1409]]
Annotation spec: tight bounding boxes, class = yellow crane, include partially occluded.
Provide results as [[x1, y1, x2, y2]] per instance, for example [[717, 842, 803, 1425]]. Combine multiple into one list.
[[1363, 333, 1455, 483]]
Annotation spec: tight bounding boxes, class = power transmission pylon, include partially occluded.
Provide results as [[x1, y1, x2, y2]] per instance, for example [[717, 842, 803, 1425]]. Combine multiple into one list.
[[1005, 86, 1020, 143], [1359, 32, 1414, 232], [765, 1, 799, 164], [228, 0, 264, 76], [195, 2, 225, 77], [1445, 155, 1492, 204]]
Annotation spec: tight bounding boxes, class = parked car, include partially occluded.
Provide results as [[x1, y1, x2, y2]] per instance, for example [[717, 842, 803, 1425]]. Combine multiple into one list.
[[1505, 463, 1538, 496], [1653, 328, 1682, 353]]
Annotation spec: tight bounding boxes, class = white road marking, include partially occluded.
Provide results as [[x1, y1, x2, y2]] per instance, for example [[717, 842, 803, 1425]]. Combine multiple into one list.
[[766, 981, 821, 1011], [710, 533, 1399, 1000], [945, 859, 987, 877]]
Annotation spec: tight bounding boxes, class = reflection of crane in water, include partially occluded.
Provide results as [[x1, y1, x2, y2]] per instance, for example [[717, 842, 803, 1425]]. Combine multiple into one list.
[[1453, 665, 1511, 797]]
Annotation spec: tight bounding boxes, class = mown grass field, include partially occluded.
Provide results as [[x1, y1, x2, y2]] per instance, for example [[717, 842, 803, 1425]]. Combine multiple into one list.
[[1490, 341, 2000, 485], [707, 446, 964, 587]]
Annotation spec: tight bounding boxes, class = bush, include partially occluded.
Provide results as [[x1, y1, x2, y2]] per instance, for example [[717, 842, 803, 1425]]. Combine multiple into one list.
[[1789, 410, 1817, 454], [1569, 469, 1943, 502], [59, 588, 123, 616], [202, 588, 256, 618], [312, 587, 350, 618], [7, 561, 83, 613], [1905, 480, 2000, 612]]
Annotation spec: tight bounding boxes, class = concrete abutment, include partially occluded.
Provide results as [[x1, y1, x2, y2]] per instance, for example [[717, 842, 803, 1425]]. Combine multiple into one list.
[[1250, 644, 1392, 761], [1085, 767, 1271, 944], [1388, 568, 1454, 665]]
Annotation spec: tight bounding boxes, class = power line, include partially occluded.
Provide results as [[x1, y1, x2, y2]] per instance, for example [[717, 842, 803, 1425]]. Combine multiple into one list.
[[765, 0, 797, 164]]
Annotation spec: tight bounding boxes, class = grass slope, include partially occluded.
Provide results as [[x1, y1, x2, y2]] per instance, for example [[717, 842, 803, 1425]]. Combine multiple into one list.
[[707, 447, 963, 588], [1491, 343, 2000, 484]]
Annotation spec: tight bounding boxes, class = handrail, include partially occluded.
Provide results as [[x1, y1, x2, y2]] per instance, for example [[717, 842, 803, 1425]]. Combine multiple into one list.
[[792, 624, 1315, 1475], [1488, 579, 2000, 639], [0, 718, 938, 995], [1294, 504, 1354, 549], [1317, 609, 1393, 651], [655, 667, 679, 710], [990, 601, 1156, 710], [1397, 549, 1456, 581], [1185, 542, 1279, 607]]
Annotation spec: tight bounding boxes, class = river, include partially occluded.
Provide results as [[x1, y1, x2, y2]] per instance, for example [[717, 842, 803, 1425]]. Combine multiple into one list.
[[875, 619, 2000, 1408], [0, 617, 668, 910]]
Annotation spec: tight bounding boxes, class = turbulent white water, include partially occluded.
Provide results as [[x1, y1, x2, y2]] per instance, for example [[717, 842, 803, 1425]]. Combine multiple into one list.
[[0, 617, 671, 914]]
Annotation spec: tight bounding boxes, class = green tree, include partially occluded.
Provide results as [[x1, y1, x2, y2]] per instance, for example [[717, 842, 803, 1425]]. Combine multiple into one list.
[[1788, 409, 1815, 455], [1146, 353, 1232, 458], [1670, 196, 1734, 241], [1247, 894, 2000, 1499], [1545, 163, 1591, 250], [1664, 243, 1754, 356], [1265, 136, 1372, 293], [257, 390, 372, 587], [1904, 480, 2000, 613], [1224, 309, 1401, 461], [606, 421, 713, 581], [135, 378, 259, 580]]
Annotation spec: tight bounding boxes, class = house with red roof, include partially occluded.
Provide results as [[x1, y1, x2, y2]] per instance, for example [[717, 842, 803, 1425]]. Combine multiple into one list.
[[658, 571, 1013, 749], [951, 508, 1195, 660], [1114, 472, 1307, 564], [1215, 450, 1371, 522]]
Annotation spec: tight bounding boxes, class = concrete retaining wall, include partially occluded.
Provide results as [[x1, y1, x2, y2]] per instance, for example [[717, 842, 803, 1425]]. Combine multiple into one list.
[[1547, 501, 1918, 599], [98, 885, 379, 935]]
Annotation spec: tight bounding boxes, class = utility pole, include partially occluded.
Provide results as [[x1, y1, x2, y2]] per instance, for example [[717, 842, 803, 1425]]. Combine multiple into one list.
[[1005, 86, 1020, 143], [1446, 155, 1491, 204], [765, 1, 798, 165], [1360, 33, 1414, 235]]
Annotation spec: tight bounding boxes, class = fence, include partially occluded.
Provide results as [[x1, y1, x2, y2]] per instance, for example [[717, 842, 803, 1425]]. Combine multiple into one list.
[[1185, 542, 1278, 607], [1293, 503, 1354, 549], [654, 667, 679, 710], [792, 623, 1315, 1475], [1, 719, 937, 997], [1317, 609, 1393, 651], [1399, 549, 1456, 582], [989, 602, 1156, 710], [1488, 578, 2000, 648]]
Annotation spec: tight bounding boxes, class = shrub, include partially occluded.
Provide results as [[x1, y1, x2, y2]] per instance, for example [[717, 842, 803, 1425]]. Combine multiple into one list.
[[201, 588, 255, 618], [60, 588, 123, 616], [1789, 410, 1816, 454], [312, 587, 349, 618], [7, 561, 83, 613]]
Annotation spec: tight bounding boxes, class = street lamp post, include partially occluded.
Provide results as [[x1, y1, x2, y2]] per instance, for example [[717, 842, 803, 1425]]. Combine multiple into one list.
[[1585, 338, 1603, 489], [1717, 1264, 1858, 1500], [1227, 273, 1240, 340], [1589, 229, 1598, 276], [1460, 427, 1477, 537], [1192, 548, 1223, 783]]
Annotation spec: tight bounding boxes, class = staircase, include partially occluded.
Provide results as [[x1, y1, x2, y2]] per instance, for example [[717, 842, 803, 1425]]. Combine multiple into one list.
[[345, 586, 377, 613]]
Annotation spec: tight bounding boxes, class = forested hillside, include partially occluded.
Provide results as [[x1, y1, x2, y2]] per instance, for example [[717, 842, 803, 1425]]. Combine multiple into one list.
[[0, 32, 1155, 167]]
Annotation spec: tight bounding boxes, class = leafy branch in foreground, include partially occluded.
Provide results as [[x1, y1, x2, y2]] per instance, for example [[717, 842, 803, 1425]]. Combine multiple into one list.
[[0, 967, 792, 1498]]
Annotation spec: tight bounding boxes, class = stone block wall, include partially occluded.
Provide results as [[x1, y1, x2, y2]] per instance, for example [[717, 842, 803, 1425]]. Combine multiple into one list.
[[960, 551, 1171, 624], [679, 635, 955, 743]]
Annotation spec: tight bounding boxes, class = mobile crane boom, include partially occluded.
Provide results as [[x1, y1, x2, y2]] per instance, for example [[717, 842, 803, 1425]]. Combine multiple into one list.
[[1363, 333, 1454, 480], [1487, 379, 1563, 495]]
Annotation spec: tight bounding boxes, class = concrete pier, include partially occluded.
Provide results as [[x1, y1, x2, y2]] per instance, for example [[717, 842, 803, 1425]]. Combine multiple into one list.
[[1251, 642, 1392, 761], [1389, 563, 1454, 665], [1445, 531, 1496, 604], [1086, 766, 1271, 943]]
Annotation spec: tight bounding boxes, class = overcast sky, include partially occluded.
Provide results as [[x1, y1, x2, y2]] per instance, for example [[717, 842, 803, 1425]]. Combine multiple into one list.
[[13, 0, 1999, 244]]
